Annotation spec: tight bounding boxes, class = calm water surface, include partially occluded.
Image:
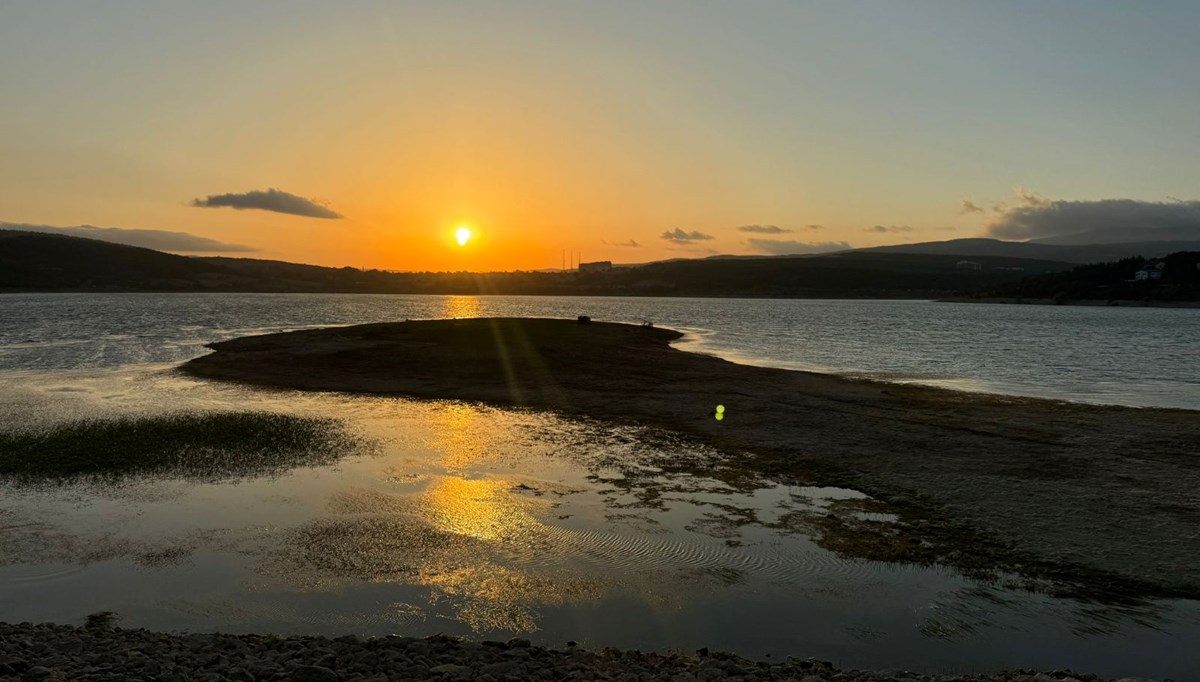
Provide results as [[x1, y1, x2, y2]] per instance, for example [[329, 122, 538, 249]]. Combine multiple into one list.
[[0, 293, 1197, 679], [1, 293, 1196, 408]]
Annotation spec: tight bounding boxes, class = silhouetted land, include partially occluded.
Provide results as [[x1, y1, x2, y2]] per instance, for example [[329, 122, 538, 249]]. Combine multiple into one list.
[[183, 318, 1200, 602], [1, 230, 1074, 298], [962, 251, 1200, 305]]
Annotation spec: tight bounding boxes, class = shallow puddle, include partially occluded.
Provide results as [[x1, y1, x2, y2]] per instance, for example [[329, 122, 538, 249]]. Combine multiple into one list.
[[0, 367, 1198, 679]]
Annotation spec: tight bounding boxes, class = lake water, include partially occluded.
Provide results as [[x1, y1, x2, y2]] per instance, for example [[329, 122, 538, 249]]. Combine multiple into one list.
[[1, 293, 1198, 679], [2, 293, 1197, 408]]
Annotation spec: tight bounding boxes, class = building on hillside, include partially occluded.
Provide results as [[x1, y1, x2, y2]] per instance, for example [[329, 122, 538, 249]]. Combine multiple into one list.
[[955, 260, 981, 272], [1134, 260, 1166, 281], [579, 260, 613, 273]]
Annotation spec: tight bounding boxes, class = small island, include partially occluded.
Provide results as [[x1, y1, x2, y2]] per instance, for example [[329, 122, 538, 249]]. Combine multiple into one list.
[[183, 317, 1200, 602]]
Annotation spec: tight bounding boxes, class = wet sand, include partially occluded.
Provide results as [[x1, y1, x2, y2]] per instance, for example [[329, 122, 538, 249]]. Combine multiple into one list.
[[181, 318, 1200, 600]]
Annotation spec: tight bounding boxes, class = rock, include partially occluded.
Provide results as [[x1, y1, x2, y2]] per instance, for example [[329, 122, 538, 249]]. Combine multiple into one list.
[[507, 638, 532, 648], [430, 663, 470, 674], [290, 664, 340, 682]]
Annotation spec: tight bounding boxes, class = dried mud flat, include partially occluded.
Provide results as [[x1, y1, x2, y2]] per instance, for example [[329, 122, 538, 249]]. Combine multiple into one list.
[[0, 622, 1138, 682], [181, 318, 1200, 602]]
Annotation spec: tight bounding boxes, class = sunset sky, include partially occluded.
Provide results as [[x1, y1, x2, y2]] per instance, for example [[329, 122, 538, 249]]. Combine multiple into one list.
[[2, 2, 1199, 271]]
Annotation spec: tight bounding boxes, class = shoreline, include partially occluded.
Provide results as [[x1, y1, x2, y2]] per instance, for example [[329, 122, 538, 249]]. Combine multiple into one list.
[[180, 318, 1200, 602], [938, 296, 1200, 308], [0, 622, 1125, 682]]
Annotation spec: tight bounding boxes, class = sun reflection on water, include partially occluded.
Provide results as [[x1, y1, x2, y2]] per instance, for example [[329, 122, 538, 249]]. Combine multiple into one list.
[[441, 295, 483, 319], [419, 477, 540, 542]]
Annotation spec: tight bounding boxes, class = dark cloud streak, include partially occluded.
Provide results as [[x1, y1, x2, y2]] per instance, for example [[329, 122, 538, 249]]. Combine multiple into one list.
[[191, 188, 342, 219], [747, 239, 850, 255], [660, 228, 714, 243], [736, 224, 791, 234]]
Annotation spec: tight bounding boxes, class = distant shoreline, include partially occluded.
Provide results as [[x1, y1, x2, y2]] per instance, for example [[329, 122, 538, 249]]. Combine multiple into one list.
[[6, 289, 1200, 308], [940, 296, 1200, 308], [181, 317, 1200, 603]]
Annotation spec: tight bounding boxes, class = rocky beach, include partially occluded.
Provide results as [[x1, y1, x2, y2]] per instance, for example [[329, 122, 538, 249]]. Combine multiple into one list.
[[0, 622, 1144, 682]]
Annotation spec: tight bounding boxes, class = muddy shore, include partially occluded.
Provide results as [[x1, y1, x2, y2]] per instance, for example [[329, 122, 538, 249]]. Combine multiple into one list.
[[181, 318, 1200, 601]]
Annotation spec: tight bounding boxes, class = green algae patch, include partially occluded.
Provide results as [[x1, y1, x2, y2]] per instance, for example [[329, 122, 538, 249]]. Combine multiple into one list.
[[0, 412, 365, 481]]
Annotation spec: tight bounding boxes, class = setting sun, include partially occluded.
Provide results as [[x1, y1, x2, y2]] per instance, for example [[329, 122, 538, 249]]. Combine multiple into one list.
[[455, 226, 472, 246]]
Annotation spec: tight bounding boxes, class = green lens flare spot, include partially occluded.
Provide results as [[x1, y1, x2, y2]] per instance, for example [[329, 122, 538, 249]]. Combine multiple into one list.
[[715, 412, 724, 421], [716, 404, 725, 413]]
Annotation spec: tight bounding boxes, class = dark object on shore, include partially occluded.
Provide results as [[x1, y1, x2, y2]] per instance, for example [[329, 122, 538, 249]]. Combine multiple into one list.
[[577, 315, 591, 323]]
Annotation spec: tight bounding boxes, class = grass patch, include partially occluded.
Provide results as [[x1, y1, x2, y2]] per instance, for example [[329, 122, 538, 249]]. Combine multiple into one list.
[[0, 411, 365, 481]]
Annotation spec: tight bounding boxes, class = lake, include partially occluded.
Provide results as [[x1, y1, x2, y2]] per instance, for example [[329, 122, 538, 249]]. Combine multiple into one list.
[[1, 293, 1198, 679]]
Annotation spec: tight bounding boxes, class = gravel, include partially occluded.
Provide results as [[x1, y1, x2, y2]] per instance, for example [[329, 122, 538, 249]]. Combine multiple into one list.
[[0, 621, 1159, 682]]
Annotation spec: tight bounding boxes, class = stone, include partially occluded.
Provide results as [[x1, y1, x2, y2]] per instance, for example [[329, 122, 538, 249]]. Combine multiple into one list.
[[290, 664, 340, 682]]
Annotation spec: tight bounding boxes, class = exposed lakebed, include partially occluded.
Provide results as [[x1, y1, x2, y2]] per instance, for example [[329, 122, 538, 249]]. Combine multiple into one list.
[[1, 367, 1197, 679]]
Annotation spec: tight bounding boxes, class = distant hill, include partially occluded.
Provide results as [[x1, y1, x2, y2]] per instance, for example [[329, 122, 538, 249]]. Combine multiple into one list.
[[0, 229, 1076, 298], [971, 251, 1200, 303], [857, 237, 1200, 263], [0, 230, 232, 290]]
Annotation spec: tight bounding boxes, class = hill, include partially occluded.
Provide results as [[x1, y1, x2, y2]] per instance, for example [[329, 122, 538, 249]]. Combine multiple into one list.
[[1, 229, 1073, 298], [971, 251, 1200, 304], [0, 230, 234, 290]]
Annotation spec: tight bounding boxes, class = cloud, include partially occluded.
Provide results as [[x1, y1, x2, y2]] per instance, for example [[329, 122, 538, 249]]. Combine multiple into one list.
[[986, 191, 1200, 240], [660, 228, 714, 243], [864, 225, 915, 233], [601, 239, 641, 247], [190, 188, 342, 219], [747, 239, 850, 255], [804, 224, 824, 230], [1, 222, 256, 253], [959, 199, 984, 214], [736, 224, 791, 234]]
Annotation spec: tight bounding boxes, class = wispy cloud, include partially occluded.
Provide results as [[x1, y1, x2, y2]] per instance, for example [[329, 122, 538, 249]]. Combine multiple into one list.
[[736, 224, 791, 234], [747, 239, 849, 255], [190, 188, 342, 219], [1, 222, 256, 253], [660, 228, 714, 243], [602, 239, 641, 247], [863, 225, 915, 233], [959, 199, 984, 214], [986, 190, 1200, 240]]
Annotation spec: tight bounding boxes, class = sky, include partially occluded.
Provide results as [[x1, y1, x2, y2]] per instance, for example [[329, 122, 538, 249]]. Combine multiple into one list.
[[2, 1, 1199, 271]]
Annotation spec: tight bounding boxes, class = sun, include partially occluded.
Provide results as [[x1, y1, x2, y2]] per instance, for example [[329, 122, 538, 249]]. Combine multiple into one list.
[[455, 226, 472, 246]]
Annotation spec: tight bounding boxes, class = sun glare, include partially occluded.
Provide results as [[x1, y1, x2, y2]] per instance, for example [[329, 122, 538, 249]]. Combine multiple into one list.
[[455, 226, 472, 246]]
